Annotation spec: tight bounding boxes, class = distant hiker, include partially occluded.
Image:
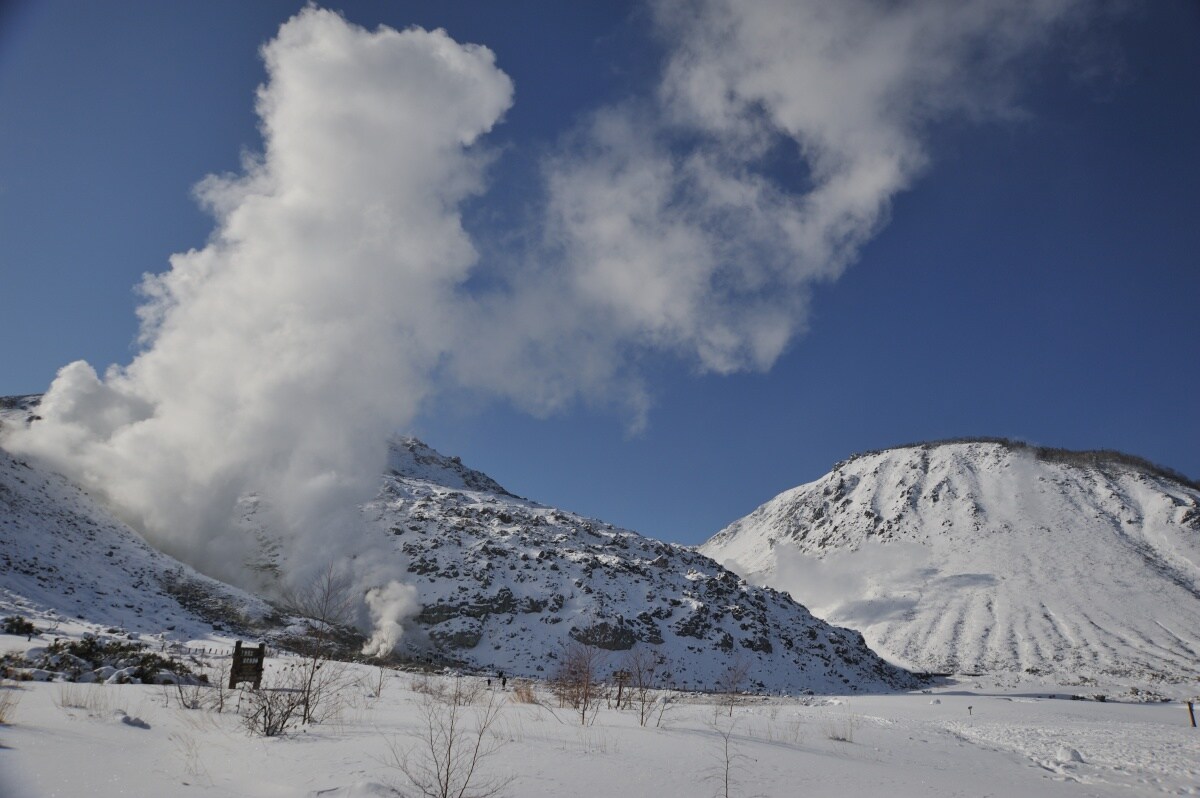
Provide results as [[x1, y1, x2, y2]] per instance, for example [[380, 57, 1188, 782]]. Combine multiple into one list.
[[500, 672, 507, 689]]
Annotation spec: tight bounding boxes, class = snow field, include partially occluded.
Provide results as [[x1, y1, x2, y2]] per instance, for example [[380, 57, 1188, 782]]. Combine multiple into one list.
[[3, 648, 1197, 798]]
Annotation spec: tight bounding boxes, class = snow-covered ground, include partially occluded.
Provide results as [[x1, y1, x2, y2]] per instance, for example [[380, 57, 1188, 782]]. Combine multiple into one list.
[[3, 627, 1197, 798]]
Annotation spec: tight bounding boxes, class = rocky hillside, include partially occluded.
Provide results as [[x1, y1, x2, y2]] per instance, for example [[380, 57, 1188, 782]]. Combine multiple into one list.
[[701, 439, 1200, 684], [1, 396, 915, 693], [368, 436, 915, 693]]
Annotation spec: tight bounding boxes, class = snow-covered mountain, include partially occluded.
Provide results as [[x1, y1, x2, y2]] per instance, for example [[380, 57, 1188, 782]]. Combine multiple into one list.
[[0, 398, 275, 640], [701, 439, 1200, 684], [364, 436, 914, 692], [0, 396, 914, 693]]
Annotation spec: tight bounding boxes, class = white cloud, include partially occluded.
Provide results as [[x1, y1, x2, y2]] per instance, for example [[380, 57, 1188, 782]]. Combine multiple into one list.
[[442, 0, 1090, 426]]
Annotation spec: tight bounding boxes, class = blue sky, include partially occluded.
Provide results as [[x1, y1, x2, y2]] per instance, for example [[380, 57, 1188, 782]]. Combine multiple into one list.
[[1, 1, 1197, 547]]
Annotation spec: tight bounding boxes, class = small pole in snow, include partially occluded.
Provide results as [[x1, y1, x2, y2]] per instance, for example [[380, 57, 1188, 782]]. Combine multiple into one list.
[[1188, 701, 1196, 728], [967, 705, 973, 716]]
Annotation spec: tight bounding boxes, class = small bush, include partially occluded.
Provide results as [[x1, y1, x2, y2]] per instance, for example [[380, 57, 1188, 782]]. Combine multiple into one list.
[[240, 685, 305, 737], [239, 657, 351, 736], [0, 682, 20, 723], [2, 616, 36, 636], [361, 667, 388, 704]]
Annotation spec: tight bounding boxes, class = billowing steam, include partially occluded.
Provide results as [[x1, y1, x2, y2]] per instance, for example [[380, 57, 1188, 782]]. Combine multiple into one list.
[[2, 2, 1089, 652], [362, 581, 420, 659], [5, 8, 514, 646]]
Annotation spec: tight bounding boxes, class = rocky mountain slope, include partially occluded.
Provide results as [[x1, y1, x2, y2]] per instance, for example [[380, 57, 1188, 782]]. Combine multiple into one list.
[[364, 436, 915, 692], [700, 439, 1200, 684], [1, 397, 914, 693]]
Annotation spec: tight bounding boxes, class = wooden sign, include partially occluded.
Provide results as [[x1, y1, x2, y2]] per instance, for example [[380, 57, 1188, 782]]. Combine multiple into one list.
[[612, 669, 632, 705], [228, 640, 265, 689]]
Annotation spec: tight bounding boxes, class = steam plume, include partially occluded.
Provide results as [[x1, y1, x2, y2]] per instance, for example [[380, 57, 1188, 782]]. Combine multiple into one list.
[[6, 8, 513, 642]]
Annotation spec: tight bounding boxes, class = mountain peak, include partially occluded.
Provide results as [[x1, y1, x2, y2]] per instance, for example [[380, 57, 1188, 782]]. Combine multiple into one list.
[[703, 438, 1200, 683], [838, 437, 1198, 490], [386, 436, 514, 496]]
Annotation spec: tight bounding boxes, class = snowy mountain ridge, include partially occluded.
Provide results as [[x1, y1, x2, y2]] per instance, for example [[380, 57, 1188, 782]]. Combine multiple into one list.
[[365, 438, 915, 692], [701, 439, 1200, 683], [386, 436, 514, 497], [0, 396, 914, 693]]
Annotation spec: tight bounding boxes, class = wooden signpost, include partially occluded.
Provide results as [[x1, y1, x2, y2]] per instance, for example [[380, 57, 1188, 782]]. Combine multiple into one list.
[[612, 669, 631, 707], [228, 640, 265, 689]]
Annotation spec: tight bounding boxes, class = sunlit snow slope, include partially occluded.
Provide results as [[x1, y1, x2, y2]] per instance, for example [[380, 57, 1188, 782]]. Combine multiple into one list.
[[701, 440, 1200, 683]]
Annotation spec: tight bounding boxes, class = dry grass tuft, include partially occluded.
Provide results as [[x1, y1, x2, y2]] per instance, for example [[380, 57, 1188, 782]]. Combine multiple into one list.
[[56, 683, 113, 714], [511, 681, 537, 704], [0, 681, 21, 723]]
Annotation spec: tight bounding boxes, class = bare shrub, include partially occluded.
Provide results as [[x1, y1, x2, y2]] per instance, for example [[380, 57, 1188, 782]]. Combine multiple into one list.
[[762, 714, 804, 745], [654, 693, 675, 729], [240, 683, 305, 737], [360, 667, 389, 707], [238, 648, 350, 737], [703, 718, 747, 798], [371, 667, 388, 698], [168, 680, 209, 711], [620, 649, 668, 727], [281, 562, 363, 722], [552, 641, 607, 725], [411, 674, 447, 699], [386, 679, 512, 798], [156, 659, 230, 713], [280, 563, 356, 627], [200, 661, 232, 713], [0, 681, 20, 723], [279, 653, 351, 725], [453, 679, 485, 706], [715, 655, 750, 717]]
